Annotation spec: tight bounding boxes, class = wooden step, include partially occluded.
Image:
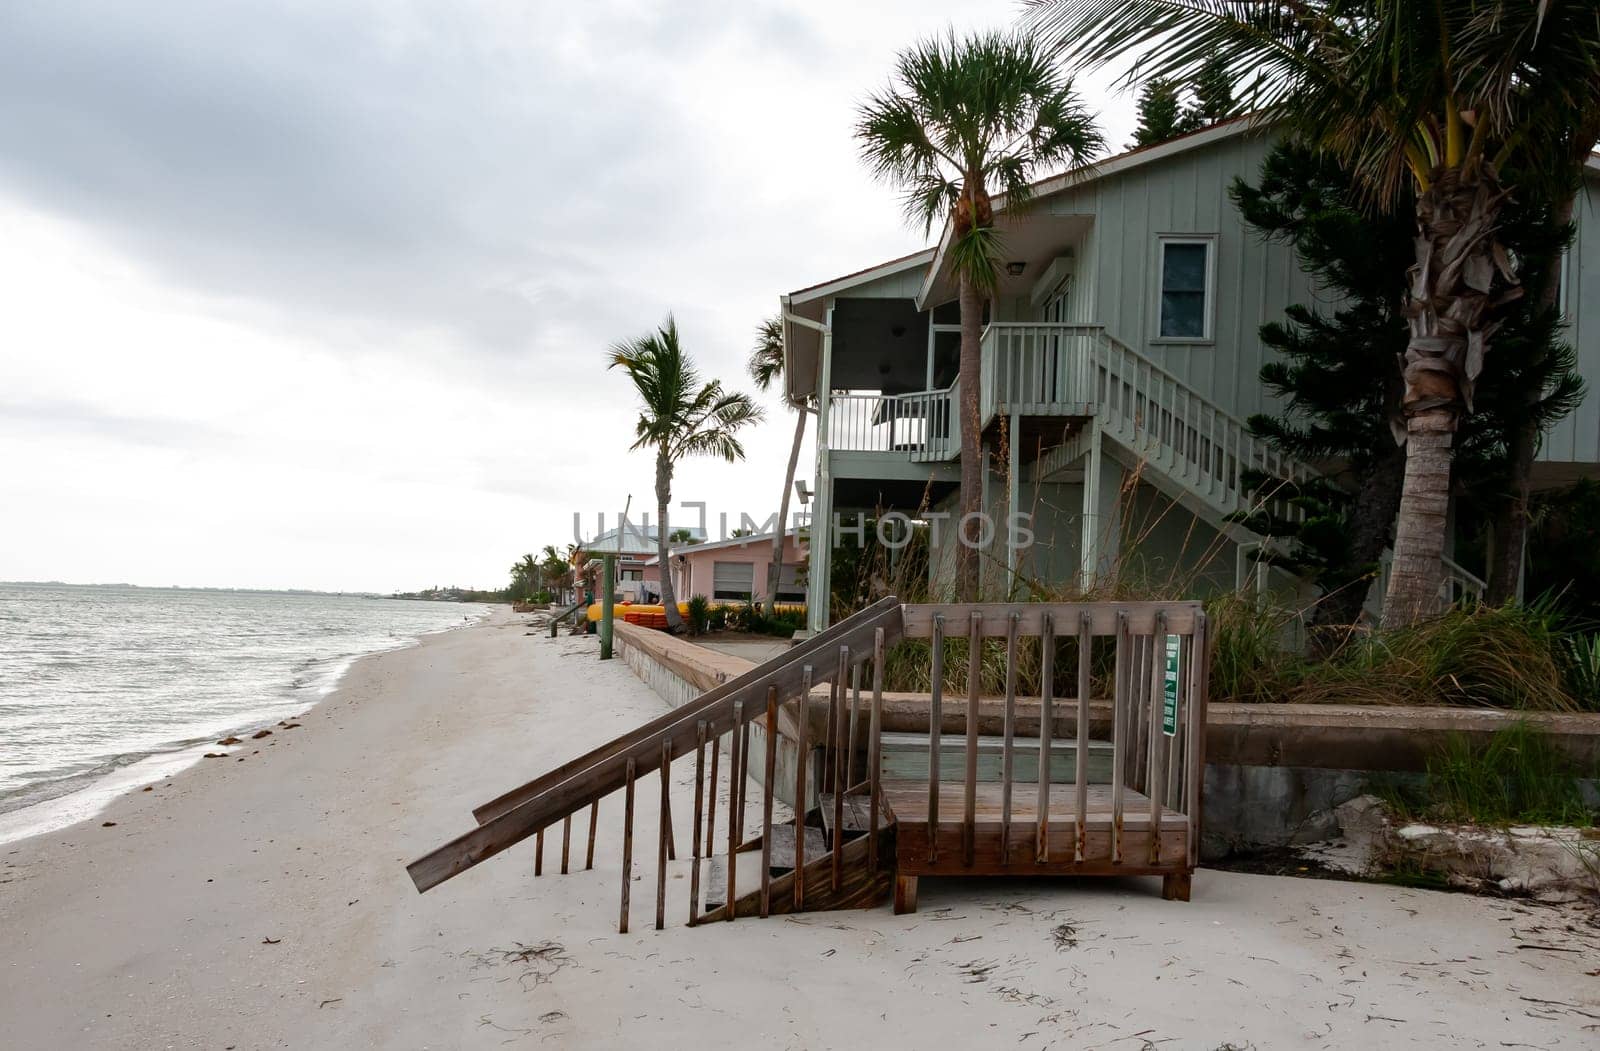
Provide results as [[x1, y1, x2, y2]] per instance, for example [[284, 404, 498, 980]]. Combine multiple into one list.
[[702, 849, 772, 911], [760, 822, 829, 864], [878, 732, 1114, 784], [818, 793, 874, 838], [700, 825, 894, 922]]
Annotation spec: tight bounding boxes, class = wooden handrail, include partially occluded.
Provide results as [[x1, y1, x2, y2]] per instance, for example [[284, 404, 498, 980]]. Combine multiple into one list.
[[901, 601, 1208, 887]]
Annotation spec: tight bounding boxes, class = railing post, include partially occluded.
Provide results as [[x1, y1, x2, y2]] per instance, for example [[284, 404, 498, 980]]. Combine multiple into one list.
[[869, 627, 885, 873], [690, 720, 706, 927], [1075, 611, 1091, 863], [620, 758, 635, 934], [1146, 612, 1168, 865], [963, 612, 981, 868], [1035, 613, 1056, 864], [832, 645, 849, 892], [657, 738, 671, 931], [1111, 612, 1129, 864], [927, 614, 945, 863], [1000, 612, 1019, 864], [726, 699, 744, 921], [795, 665, 812, 910], [760, 687, 777, 918]]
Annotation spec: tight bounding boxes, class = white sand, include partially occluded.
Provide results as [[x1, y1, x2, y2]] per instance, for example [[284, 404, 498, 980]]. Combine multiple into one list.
[[2, 611, 1597, 1049]]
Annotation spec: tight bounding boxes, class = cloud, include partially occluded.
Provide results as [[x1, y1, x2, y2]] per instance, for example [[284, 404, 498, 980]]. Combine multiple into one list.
[[0, 0, 1135, 590]]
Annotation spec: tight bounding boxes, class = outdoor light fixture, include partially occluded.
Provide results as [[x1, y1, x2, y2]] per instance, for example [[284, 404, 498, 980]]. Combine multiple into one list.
[[1006, 260, 1026, 276], [795, 480, 811, 505]]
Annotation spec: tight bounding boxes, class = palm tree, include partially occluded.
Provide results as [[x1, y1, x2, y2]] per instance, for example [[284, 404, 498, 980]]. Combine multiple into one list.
[[539, 544, 568, 600], [1024, 0, 1600, 626], [509, 553, 538, 603], [749, 315, 808, 616], [609, 315, 763, 632], [855, 29, 1103, 600]]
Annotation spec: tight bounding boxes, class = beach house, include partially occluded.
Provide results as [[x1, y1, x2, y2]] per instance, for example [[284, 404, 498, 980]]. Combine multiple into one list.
[[643, 529, 808, 605], [577, 523, 707, 603], [782, 120, 1600, 632]]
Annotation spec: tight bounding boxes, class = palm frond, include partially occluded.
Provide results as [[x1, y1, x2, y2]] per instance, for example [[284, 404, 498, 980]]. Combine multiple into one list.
[[747, 316, 784, 391], [855, 27, 1105, 234], [610, 315, 764, 468]]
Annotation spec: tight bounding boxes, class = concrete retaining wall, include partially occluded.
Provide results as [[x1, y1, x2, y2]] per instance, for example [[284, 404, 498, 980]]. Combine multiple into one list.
[[614, 623, 1600, 858]]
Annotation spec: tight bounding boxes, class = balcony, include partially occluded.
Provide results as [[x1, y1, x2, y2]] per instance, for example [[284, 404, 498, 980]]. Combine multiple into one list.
[[823, 323, 1314, 528]]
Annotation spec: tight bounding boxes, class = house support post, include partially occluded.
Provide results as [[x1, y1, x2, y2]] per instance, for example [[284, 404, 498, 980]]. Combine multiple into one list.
[[600, 554, 616, 660], [807, 309, 835, 634], [1079, 424, 1104, 591]]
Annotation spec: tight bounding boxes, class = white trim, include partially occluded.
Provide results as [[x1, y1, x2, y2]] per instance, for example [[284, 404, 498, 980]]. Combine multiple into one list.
[[1152, 234, 1218, 344], [787, 248, 937, 305]]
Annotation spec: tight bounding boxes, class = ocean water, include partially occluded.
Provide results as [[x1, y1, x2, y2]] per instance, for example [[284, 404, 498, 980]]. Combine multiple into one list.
[[0, 584, 489, 835]]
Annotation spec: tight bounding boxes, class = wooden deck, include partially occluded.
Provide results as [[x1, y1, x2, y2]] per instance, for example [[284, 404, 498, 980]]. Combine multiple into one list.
[[884, 779, 1190, 882]]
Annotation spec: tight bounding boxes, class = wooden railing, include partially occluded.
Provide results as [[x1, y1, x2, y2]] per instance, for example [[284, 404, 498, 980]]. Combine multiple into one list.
[[407, 596, 905, 931], [827, 385, 958, 462], [1378, 550, 1488, 608], [1090, 333, 1310, 523], [894, 602, 1208, 892], [980, 323, 1101, 421]]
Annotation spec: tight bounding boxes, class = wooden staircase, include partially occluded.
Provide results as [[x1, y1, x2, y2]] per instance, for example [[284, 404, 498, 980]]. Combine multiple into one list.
[[407, 596, 905, 930], [406, 599, 1210, 930]]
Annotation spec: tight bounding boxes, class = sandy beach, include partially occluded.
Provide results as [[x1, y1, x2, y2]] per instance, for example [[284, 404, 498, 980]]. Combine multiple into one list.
[[3, 610, 1598, 1049]]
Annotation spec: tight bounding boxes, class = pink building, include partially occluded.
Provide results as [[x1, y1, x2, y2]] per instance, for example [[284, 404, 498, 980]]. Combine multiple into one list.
[[645, 530, 807, 605]]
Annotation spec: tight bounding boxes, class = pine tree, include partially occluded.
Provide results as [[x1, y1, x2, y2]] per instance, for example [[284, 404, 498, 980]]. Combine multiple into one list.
[[1185, 55, 1235, 128], [1231, 143, 1582, 637], [1230, 144, 1412, 637], [1131, 79, 1187, 148]]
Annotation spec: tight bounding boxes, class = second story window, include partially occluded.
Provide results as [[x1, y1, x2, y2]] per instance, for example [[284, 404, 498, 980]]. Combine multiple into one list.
[[1157, 237, 1214, 340]]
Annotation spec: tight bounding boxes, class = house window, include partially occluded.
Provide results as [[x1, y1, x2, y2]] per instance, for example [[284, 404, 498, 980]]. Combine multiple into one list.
[[712, 561, 755, 601], [775, 563, 806, 603], [1157, 237, 1214, 340]]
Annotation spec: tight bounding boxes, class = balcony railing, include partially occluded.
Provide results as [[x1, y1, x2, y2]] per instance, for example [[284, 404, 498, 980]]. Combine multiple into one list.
[[827, 382, 959, 462], [828, 322, 1314, 525], [979, 323, 1102, 421]]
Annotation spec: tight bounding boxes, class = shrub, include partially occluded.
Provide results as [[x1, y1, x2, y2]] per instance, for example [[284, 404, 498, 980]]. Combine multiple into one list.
[[686, 596, 710, 637], [1381, 721, 1597, 827], [1559, 632, 1600, 711]]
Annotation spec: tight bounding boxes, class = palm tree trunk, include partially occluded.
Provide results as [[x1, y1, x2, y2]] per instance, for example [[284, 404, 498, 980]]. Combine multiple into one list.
[[655, 446, 683, 632], [765, 406, 807, 616], [956, 271, 984, 601], [1381, 163, 1508, 629]]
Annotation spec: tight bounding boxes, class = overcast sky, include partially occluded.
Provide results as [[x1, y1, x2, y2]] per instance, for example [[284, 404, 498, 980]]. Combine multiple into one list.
[[0, 1, 1137, 593]]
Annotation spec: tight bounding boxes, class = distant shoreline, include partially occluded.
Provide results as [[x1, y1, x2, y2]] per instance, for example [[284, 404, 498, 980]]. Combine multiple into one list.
[[2, 580, 508, 601]]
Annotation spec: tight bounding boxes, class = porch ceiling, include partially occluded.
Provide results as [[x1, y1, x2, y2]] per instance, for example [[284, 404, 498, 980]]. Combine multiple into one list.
[[919, 213, 1093, 309], [830, 298, 928, 393]]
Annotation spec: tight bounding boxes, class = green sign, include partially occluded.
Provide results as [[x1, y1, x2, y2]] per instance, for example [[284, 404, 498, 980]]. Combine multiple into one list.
[[1162, 635, 1180, 737]]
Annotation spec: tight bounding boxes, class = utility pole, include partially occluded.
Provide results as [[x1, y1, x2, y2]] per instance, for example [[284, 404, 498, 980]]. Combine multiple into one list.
[[599, 495, 630, 661]]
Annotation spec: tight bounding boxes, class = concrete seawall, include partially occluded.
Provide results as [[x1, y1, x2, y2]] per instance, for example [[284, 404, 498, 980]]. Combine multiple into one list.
[[613, 623, 1600, 857]]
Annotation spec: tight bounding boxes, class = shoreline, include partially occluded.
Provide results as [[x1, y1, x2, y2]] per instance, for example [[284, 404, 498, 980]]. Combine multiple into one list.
[[2, 612, 1596, 1048], [0, 604, 500, 847]]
